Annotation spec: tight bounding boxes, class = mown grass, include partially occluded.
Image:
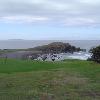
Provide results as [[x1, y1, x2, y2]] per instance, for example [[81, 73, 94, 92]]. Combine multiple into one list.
[[0, 59, 100, 100]]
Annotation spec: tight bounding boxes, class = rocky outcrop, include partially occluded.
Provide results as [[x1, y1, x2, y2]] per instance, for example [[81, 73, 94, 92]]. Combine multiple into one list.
[[29, 42, 83, 54]]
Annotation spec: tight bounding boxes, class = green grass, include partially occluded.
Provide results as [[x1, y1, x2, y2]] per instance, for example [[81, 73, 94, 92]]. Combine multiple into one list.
[[0, 49, 26, 55], [0, 59, 100, 100]]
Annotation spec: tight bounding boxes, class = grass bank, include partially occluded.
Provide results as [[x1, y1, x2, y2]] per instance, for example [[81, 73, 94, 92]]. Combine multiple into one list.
[[0, 59, 100, 100]]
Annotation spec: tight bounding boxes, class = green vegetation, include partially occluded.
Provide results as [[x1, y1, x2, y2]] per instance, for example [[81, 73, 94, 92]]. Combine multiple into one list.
[[30, 42, 85, 54], [0, 49, 24, 55], [0, 59, 100, 100], [89, 46, 100, 63]]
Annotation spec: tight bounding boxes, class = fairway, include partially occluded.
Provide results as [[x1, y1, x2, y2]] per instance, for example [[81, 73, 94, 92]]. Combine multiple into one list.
[[0, 59, 100, 100]]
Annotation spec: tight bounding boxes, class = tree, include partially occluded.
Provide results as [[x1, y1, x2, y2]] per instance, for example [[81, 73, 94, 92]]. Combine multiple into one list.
[[89, 46, 100, 63]]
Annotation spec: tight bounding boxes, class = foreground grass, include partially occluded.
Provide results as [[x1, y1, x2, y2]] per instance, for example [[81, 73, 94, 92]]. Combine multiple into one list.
[[0, 59, 100, 100]]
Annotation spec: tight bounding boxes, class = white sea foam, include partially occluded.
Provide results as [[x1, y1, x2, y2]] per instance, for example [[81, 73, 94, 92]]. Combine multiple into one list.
[[40, 52, 91, 61]]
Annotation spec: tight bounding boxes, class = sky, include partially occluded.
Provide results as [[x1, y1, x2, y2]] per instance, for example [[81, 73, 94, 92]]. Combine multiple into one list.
[[0, 0, 100, 40]]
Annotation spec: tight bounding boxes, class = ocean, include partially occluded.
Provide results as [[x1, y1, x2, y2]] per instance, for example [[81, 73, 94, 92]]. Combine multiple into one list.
[[0, 40, 100, 51]]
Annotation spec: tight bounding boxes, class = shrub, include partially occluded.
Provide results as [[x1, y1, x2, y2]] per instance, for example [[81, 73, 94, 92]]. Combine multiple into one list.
[[89, 46, 100, 63]]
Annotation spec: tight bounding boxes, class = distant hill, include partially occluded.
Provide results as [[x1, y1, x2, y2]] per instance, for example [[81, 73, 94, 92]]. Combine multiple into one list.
[[29, 42, 85, 54], [7, 39, 25, 41]]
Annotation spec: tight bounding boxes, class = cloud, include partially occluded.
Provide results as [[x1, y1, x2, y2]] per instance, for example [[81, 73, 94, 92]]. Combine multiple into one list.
[[0, 0, 100, 26], [0, 16, 49, 23], [63, 17, 98, 26], [78, 0, 100, 5]]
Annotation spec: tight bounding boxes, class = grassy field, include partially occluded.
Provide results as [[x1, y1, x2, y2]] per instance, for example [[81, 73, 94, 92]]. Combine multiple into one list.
[[0, 49, 27, 55], [0, 59, 100, 100]]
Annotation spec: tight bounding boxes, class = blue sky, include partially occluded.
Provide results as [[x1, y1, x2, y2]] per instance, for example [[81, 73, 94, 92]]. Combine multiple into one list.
[[0, 0, 100, 40]]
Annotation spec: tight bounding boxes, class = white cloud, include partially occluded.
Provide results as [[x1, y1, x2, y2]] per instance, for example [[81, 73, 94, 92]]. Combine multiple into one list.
[[0, 16, 49, 23], [78, 0, 100, 5], [0, 0, 100, 26], [64, 17, 97, 26]]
